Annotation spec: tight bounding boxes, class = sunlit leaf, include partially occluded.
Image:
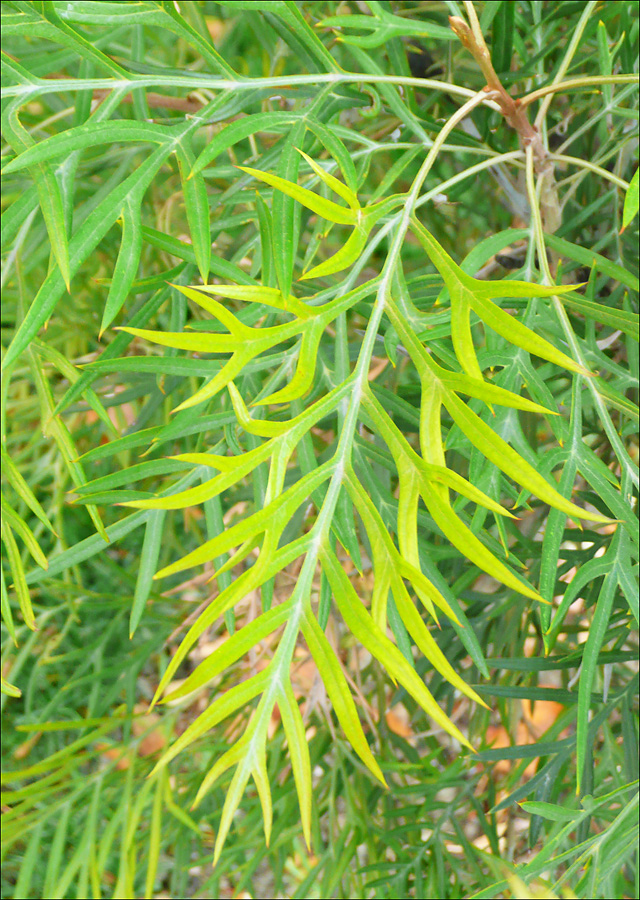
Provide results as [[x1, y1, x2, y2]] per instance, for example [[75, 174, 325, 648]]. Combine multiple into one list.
[[621, 167, 639, 232], [237, 165, 358, 224]]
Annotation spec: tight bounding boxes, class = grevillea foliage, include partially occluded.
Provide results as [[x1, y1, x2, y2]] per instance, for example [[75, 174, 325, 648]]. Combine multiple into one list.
[[2, 1, 638, 895]]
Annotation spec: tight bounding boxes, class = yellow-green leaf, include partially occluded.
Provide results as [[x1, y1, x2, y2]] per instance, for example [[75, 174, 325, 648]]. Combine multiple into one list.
[[410, 217, 589, 376], [621, 167, 639, 232], [1, 675, 21, 698], [296, 148, 360, 210], [443, 390, 614, 523], [190, 283, 316, 320], [302, 606, 386, 785], [323, 549, 473, 749], [301, 221, 370, 281], [151, 672, 269, 775], [277, 680, 312, 848], [238, 165, 358, 225]]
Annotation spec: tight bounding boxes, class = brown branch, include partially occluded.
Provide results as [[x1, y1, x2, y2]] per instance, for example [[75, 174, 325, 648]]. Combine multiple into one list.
[[449, 10, 561, 233], [449, 15, 543, 159], [91, 90, 205, 114]]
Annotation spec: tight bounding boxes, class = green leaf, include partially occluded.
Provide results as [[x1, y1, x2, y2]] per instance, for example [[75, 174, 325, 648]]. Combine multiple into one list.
[[1, 498, 48, 570], [193, 283, 315, 320], [491, 1, 515, 73], [176, 139, 211, 285], [151, 671, 270, 775], [129, 509, 167, 638], [3, 99, 71, 290], [303, 119, 358, 193], [301, 605, 386, 785], [1, 674, 22, 698], [423, 486, 544, 603], [1, 564, 16, 645], [410, 217, 591, 377], [322, 548, 473, 749], [1, 120, 170, 173], [145, 462, 333, 573], [558, 290, 639, 341], [1, 446, 56, 535], [2, 142, 171, 371], [100, 196, 142, 335], [519, 800, 580, 822], [162, 600, 293, 703], [276, 679, 312, 849], [1, 518, 36, 630], [238, 165, 358, 225], [301, 221, 369, 281], [443, 391, 613, 524], [545, 232, 639, 292], [2, 92, 235, 373], [621, 167, 639, 232], [576, 529, 624, 793], [149, 536, 313, 709], [189, 111, 299, 178], [296, 148, 359, 210], [317, 8, 455, 47]]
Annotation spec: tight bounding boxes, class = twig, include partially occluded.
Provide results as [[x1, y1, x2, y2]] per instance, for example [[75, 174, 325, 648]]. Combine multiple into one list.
[[449, 5, 560, 232]]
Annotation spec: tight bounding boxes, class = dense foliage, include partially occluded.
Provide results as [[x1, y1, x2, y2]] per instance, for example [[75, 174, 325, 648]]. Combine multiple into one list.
[[1, 2, 638, 898]]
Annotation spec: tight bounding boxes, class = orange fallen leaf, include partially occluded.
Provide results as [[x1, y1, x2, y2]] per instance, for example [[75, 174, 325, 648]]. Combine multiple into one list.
[[96, 742, 131, 770], [13, 730, 43, 760], [386, 704, 414, 738]]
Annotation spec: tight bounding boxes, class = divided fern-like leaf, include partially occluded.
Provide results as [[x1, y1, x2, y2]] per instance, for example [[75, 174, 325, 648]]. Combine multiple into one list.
[[104, 156, 615, 858]]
